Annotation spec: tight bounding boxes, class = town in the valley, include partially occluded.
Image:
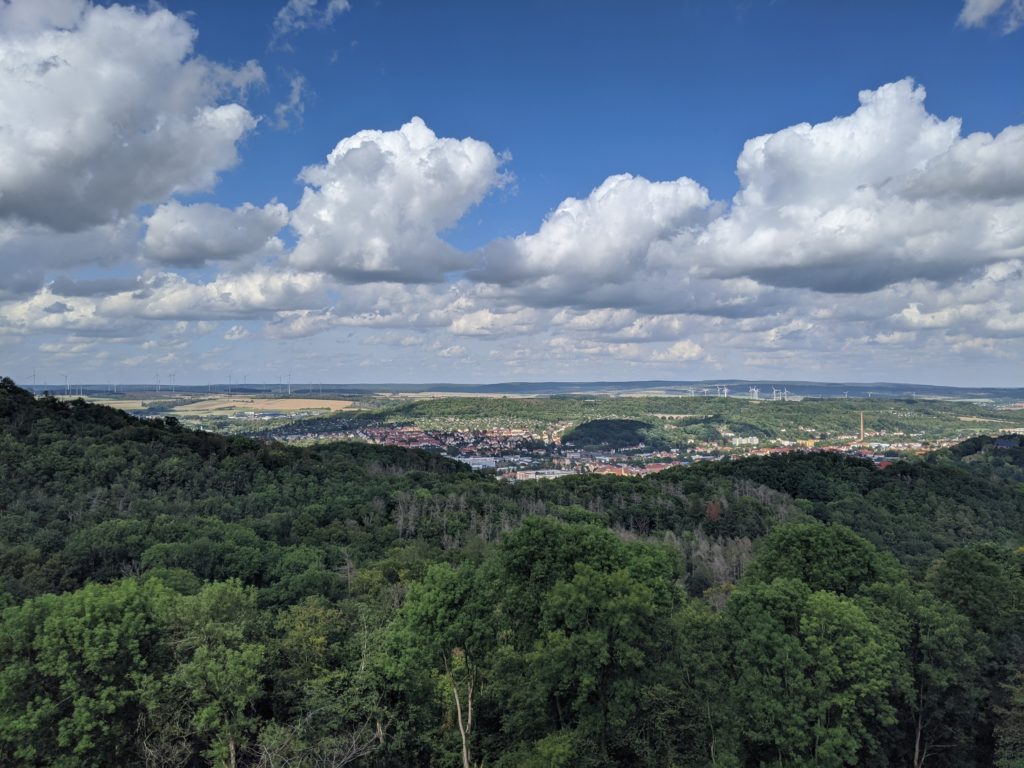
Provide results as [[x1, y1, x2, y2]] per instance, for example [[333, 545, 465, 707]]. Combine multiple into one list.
[[38, 381, 1024, 483]]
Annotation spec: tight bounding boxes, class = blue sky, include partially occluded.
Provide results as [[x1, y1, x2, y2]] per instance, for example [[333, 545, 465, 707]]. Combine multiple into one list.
[[182, 0, 1023, 238], [1, 0, 1022, 386]]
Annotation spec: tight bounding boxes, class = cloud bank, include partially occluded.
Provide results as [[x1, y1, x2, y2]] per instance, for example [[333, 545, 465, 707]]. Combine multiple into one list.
[[0, 1, 1022, 384]]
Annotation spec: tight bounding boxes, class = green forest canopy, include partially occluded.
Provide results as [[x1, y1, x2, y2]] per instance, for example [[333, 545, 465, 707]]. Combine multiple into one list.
[[1, 377, 1023, 767], [561, 418, 667, 450]]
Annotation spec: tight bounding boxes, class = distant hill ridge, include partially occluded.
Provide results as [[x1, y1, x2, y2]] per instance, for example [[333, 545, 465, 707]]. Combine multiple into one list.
[[13, 375, 1024, 402]]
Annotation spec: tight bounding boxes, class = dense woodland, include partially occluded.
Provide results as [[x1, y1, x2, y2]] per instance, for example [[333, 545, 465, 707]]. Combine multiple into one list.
[[560, 418, 671, 451], [1, 377, 1023, 767]]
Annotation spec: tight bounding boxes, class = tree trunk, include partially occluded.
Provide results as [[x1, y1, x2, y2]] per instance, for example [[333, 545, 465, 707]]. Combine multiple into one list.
[[452, 676, 473, 768], [914, 683, 926, 768]]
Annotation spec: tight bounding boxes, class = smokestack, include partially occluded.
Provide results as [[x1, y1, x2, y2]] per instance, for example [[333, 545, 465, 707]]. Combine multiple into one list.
[[860, 411, 865, 442]]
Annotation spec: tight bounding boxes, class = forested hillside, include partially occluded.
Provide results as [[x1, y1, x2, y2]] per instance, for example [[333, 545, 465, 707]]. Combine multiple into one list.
[[1, 377, 1022, 767]]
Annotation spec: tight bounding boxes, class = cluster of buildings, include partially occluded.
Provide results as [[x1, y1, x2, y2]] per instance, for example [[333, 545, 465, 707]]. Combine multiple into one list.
[[227, 411, 290, 421], [272, 422, 552, 458], [267, 414, 1015, 482]]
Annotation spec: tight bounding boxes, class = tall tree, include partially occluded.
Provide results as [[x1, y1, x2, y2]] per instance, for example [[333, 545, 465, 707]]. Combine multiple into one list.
[[0, 578, 175, 767], [996, 673, 1024, 768], [725, 578, 901, 767], [149, 580, 267, 768]]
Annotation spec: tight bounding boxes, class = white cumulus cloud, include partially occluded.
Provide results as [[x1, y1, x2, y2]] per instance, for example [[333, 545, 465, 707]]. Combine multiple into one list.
[[0, 269, 329, 336], [0, 1, 262, 232], [478, 173, 712, 284], [449, 307, 538, 337], [651, 339, 705, 362], [99, 270, 327, 320], [143, 201, 289, 268], [289, 117, 510, 282], [698, 78, 1024, 292], [0, 218, 140, 298]]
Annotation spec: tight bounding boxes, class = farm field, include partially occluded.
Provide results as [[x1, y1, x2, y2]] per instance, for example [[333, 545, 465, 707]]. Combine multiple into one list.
[[168, 396, 354, 415], [59, 392, 361, 432]]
